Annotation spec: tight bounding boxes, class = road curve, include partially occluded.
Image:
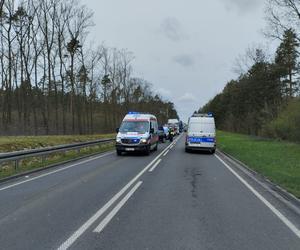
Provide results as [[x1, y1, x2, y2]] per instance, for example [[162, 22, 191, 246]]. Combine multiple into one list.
[[0, 135, 299, 250]]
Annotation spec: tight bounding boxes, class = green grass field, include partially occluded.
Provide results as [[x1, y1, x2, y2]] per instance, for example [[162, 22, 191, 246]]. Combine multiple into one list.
[[0, 134, 115, 153], [217, 131, 300, 198], [0, 134, 115, 179]]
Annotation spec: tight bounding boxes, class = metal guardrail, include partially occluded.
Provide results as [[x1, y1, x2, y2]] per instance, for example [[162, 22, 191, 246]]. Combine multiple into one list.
[[0, 138, 115, 171]]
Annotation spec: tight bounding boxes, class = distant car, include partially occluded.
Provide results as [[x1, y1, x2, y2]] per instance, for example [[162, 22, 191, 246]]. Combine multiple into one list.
[[178, 120, 184, 133], [175, 124, 180, 135], [158, 126, 166, 143], [163, 126, 169, 139]]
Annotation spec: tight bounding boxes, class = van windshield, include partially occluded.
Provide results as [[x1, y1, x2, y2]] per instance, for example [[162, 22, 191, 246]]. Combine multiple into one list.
[[189, 123, 215, 134], [119, 121, 149, 134]]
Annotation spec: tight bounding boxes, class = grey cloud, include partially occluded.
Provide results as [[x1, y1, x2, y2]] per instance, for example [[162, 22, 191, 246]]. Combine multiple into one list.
[[160, 17, 187, 42], [173, 54, 195, 67], [178, 93, 198, 103], [157, 88, 172, 99], [221, 0, 262, 12]]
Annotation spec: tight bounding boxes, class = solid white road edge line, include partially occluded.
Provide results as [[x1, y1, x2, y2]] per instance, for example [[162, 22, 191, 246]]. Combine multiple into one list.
[[57, 140, 175, 250], [149, 159, 162, 172], [215, 154, 300, 239], [93, 181, 143, 233], [0, 151, 114, 192]]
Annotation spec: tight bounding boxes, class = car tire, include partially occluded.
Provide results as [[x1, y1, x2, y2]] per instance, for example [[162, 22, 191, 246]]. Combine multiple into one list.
[[145, 146, 151, 156], [116, 150, 122, 156], [211, 149, 216, 154], [185, 148, 190, 153]]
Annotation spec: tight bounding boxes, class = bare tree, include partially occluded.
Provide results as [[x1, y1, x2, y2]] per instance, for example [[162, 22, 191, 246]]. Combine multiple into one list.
[[265, 0, 300, 40], [0, 0, 178, 135]]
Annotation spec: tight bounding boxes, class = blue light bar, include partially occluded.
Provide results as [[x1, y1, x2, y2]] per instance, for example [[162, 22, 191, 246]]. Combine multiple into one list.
[[128, 112, 140, 115], [207, 112, 214, 117]]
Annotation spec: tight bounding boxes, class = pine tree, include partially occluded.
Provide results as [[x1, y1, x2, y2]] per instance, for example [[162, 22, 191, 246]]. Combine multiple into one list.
[[275, 29, 299, 98]]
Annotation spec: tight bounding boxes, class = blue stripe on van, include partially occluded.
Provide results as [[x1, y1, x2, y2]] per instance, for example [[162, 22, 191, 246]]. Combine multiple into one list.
[[189, 137, 215, 143]]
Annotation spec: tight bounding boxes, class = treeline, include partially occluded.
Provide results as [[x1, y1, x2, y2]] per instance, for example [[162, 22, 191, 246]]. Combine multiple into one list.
[[201, 0, 300, 142], [0, 0, 178, 135]]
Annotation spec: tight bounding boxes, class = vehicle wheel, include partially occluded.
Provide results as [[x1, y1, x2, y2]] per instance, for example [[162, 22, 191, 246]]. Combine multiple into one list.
[[185, 148, 190, 153], [116, 150, 122, 156], [145, 146, 151, 156], [154, 142, 158, 151], [211, 149, 216, 154]]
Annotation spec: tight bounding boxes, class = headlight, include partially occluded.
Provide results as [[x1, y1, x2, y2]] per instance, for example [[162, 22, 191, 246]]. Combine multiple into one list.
[[116, 137, 121, 143], [140, 138, 148, 144]]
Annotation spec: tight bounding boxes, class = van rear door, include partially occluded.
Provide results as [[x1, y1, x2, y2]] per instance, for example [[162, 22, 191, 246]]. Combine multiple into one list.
[[188, 121, 215, 147]]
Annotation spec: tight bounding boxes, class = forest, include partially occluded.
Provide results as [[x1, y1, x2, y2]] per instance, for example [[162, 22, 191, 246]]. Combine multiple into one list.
[[0, 0, 178, 135], [201, 0, 300, 142]]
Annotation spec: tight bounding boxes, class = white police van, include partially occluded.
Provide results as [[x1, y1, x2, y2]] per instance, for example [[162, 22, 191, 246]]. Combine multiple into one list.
[[185, 113, 216, 154], [116, 112, 159, 156]]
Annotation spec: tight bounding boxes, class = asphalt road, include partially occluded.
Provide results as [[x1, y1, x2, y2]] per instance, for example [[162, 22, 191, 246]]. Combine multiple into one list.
[[0, 135, 300, 250]]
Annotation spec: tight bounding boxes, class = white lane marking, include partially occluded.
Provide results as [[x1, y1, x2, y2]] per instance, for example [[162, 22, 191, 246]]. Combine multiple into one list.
[[57, 141, 174, 250], [170, 145, 174, 149], [93, 181, 143, 233], [0, 152, 114, 192], [149, 159, 162, 172], [163, 150, 170, 157], [215, 154, 300, 239]]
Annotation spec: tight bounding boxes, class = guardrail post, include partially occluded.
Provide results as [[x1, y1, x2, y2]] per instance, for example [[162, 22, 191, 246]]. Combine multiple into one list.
[[42, 155, 46, 166], [15, 160, 19, 172]]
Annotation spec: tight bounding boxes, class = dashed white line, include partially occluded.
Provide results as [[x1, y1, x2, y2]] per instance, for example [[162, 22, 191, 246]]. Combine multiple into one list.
[[163, 150, 170, 157], [215, 154, 300, 239], [149, 159, 162, 172], [0, 152, 114, 192], [93, 181, 143, 233], [57, 140, 175, 250]]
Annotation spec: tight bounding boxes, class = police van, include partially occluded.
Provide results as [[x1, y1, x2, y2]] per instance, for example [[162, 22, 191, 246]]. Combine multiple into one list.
[[185, 113, 216, 154], [116, 112, 159, 155]]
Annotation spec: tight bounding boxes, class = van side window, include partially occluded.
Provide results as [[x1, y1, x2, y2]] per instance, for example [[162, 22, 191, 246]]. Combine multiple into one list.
[[150, 120, 158, 133]]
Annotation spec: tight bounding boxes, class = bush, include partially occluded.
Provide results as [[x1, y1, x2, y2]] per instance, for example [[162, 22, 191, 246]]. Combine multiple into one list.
[[263, 98, 300, 142]]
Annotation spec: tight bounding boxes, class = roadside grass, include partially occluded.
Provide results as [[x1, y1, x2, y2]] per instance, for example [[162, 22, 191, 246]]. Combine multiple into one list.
[[0, 134, 115, 180], [0, 134, 115, 153], [217, 131, 300, 198]]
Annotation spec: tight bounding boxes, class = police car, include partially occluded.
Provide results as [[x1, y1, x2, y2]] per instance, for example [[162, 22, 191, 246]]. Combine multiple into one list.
[[185, 113, 216, 154], [116, 112, 159, 156]]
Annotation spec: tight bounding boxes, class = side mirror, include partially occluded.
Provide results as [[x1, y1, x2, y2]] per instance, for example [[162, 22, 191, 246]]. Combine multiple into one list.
[[116, 128, 119, 133], [150, 128, 154, 134]]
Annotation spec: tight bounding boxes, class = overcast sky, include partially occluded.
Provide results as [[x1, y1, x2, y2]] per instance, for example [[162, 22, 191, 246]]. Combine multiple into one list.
[[82, 0, 266, 121]]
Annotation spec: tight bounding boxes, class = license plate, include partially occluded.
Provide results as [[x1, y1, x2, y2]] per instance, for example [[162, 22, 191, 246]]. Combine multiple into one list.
[[125, 148, 135, 151]]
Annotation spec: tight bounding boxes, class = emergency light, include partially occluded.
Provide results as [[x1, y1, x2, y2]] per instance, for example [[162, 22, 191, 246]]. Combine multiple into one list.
[[192, 112, 214, 118]]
